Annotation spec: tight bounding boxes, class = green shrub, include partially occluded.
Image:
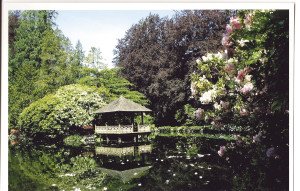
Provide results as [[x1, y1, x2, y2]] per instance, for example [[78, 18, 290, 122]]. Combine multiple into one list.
[[63, 135, 83, 147]]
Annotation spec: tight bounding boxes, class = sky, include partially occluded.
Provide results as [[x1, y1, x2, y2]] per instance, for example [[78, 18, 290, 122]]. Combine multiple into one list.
[[55, 10, 176, 68]]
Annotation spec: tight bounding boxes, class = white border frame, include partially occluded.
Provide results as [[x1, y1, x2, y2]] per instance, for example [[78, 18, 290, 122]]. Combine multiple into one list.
[[1, 2, 295, 191]]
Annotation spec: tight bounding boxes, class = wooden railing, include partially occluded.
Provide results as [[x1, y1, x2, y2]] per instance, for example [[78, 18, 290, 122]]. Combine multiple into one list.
[[95, 124, 151, 134], [95, 144, 152, 156], [96, 146, 135, 156]]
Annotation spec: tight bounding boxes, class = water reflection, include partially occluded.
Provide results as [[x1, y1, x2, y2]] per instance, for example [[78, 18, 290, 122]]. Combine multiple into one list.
[[10, 135, 233, 191]]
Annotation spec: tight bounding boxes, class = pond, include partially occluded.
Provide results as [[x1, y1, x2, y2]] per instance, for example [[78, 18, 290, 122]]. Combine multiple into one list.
[[9, 134, 267, 191]]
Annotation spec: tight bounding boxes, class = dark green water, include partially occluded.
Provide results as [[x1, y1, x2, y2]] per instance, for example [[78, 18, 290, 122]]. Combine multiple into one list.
[[9, 135, 265, 191]]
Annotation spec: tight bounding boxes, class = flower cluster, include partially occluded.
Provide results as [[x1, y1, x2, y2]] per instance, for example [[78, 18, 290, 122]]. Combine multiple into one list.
[[195, 108, 205, 120], [199, 88, 218, 104], [218, 146, 226, 157]]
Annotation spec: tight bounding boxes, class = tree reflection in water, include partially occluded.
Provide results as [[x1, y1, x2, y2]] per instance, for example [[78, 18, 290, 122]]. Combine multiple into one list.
[[10, 135, 270, 191]]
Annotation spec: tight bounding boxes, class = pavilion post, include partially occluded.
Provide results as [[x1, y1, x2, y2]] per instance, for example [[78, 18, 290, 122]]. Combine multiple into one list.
[[141, 112, 144, 125]]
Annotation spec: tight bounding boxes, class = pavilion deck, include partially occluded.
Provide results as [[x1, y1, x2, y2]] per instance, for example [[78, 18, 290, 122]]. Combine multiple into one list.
[[95, 124, 151, 134]]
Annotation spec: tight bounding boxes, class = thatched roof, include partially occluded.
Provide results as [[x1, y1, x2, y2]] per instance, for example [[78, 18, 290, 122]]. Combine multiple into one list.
[[94, 96, 151, 114]]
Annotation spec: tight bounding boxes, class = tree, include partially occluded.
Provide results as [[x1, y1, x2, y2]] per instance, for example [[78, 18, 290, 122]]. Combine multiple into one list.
[[9, 11, 58, 127], [73, 40, 85, 66], [8, 11, 21, 55], [114, 11, 229, 125], [9, 11, 81, 128], [84, 47, 107, 70], [77, 67, 149, 106]]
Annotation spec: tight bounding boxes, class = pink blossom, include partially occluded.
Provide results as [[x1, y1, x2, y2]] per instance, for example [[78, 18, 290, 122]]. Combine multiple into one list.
[[236, 67, 251, 83], [244, 13, 253, 28], [195, 108, 204, 120], [221, 35, 232, 47], [220, 100, 230, 110], [253, 132, 262, 143], [236, 70, 246, 82], [224, 63, 235, 74], [230, 17, 242, 30], [218, 146, 226, 157], [226, 24, 233, 34], [239, 108, 249, 116], [240, 82, 254, 94]]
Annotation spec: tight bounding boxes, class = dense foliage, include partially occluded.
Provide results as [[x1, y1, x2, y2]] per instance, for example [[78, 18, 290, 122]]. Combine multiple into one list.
[[191, 10, 289, 189], [77, 68, 149, 105], [9, 10, 149, 133], [9, 11, 81, 128], [114, 10, 230, 126], [18, 84, 107, 138]]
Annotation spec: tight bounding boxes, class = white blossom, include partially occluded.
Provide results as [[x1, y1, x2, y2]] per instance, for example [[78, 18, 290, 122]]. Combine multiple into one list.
[[245, 75, 252, 82], [200, 89, 217, 104], [237, 39, 249, 47], [214, 102, 221, 110]]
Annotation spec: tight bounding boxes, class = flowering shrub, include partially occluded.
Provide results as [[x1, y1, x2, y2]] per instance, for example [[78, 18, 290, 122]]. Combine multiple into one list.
[[18, 84, 107, 137], [191, 10, 289, 189], [191, 10, 288, 130]]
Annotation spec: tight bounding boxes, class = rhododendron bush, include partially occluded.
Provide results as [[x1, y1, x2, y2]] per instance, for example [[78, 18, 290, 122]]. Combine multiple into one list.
[[18, 84, 107, 138], [191, 10, 289, 189]]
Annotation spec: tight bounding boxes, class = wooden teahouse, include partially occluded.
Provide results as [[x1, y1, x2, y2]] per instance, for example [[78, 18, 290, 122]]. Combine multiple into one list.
[[93, 96, 152, 144]]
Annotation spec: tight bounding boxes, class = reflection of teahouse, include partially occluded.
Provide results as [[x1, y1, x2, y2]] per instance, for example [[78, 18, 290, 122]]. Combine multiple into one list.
[[93, 96, 152, 143], [95, 144, 152, 157], [95, 144, 153, 182]]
